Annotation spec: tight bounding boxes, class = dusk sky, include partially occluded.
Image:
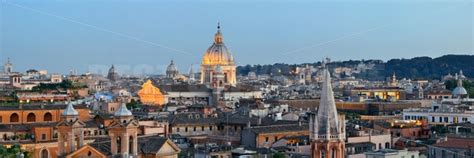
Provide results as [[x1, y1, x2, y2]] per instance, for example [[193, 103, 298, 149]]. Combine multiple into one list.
[[0, 0, 472, 74]]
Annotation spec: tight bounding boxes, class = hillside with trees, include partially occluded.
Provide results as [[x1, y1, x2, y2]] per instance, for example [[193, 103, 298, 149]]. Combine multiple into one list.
[[237, 55, 474, 80]]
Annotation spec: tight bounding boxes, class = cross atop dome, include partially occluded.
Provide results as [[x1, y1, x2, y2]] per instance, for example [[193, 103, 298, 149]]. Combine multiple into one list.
[[214, 23, 223, 44]]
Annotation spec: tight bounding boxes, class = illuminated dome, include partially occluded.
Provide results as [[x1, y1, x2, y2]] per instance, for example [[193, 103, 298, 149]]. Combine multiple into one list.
[[201, 24, 235, 66]]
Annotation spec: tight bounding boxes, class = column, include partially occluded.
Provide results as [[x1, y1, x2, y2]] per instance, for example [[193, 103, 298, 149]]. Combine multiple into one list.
[[132, 134, 138, 156], [79, 131, 84, 147], [121, 133, 129, 155], [68, 132, 75, 153], [111, 135, 117, 155], [58, 133, 64, 156]]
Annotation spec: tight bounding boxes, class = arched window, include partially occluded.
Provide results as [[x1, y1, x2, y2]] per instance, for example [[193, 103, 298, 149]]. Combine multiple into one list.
[[379, 143, 382, 149], [10, 113, 19, 123], [44, 112, 53, 121], [321, 150, 326, 158], [385, 142, 390, 149], [41, 149, 49, 158], [27, 113, 36, 122]]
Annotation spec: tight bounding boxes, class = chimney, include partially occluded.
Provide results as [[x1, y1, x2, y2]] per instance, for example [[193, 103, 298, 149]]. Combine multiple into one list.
[[258, 117, 262, 125]]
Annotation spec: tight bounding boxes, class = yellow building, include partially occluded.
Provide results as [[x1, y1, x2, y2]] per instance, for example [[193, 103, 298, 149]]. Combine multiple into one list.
[[138, 80, 166, 106]]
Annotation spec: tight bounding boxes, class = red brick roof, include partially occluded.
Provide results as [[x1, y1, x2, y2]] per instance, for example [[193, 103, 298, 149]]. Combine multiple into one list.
[[434, 137, 474, 149]]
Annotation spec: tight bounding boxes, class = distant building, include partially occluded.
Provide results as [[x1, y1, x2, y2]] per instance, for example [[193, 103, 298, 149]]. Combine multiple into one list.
[[365, 148, 419, 158], [166, 60, 179, 79], [107, 65, 120, 82], [429, 137, 474, 158]]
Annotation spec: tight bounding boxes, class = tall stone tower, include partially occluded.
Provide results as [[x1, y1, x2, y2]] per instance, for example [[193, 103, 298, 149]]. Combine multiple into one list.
[[200, 23, 237, 86], [211, 65, 225, 106], [57, 102, 85, 156], [107, 102, 139, 157], [309, 67, 346, 158]]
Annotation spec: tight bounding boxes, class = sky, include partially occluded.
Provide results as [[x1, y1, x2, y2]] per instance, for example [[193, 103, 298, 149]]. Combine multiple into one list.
[[0, 0, 473, 75]]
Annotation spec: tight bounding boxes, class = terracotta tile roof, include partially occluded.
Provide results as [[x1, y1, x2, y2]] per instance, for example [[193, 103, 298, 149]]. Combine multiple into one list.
[[434, 137, 474, 149]]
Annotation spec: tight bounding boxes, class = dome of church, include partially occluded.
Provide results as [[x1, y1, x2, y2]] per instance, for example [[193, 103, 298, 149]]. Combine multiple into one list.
[[202, 24, 234, 66], [453, 79, 468, 97], [107, 65, 120, 81], [453, 87, 468, 96], [167, 60, 178, 72]]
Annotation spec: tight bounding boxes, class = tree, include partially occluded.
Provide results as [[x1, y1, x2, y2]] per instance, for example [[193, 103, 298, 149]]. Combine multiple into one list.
[[273, 152, 285, 158]]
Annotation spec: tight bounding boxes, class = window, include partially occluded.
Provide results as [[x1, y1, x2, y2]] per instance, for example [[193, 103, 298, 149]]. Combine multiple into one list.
[[444, 117, 449, 123], [185, 127, 188, 132], [432, 117, 435, 122], [202, 126, 204, 131], [193, 127, 196, 131], [41, 134, 46, 140], [40, 149, 48, 158], [44, 112, 53, 121], [439, 117, 442, 123], [10, 113, 19, 123], [274, 136, 278, 141], [27, 113, 36, 122], [265, 137, 269, 142], [385, 142, 390, 148], [210, 126, 213, 131], [177, 128, 180, 132]]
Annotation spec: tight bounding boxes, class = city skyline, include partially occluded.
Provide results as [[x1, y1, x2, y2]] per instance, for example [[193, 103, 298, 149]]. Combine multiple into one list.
[[1, 0, 472, 74]]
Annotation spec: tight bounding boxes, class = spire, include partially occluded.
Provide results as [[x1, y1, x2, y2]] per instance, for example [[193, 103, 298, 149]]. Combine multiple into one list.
[[114, 102, 132, 117], [214, 23, 223, 44], [63, 101, 78, 116], [189, 64, 195, 80], [317, 67, 340, 139]]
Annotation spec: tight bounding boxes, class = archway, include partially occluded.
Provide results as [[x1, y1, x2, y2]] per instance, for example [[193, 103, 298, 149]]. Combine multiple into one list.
[[27, 113, 36, 122], [44, 112, 53, 121], [40, 149, 49, 158], [10, 113, 19, 122]]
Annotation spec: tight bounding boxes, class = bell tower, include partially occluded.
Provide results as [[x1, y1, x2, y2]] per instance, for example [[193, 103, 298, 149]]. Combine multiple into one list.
[[211, 65, 225, 106], [309, 63, 345, 158], [107, 102, 139, 158], [57, 102, 85, 156]]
